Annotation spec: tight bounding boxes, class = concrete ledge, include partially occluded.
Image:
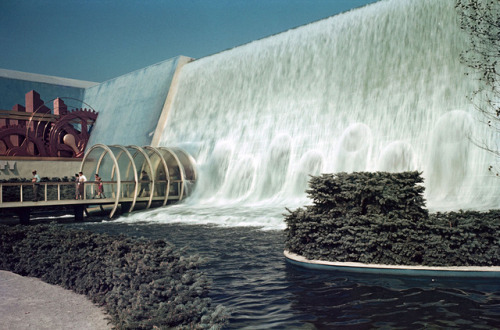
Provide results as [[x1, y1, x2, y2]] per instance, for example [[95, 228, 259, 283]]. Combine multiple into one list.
[[151, 56, 194, 146], [284, 250, 500, 278], [0, 68, 98, 88], [0, 157, 81, 180]]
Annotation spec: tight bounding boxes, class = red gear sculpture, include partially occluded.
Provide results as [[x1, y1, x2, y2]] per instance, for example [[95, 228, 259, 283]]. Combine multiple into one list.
[[46, 109, 98, 157], [0, 125, 48, 157]]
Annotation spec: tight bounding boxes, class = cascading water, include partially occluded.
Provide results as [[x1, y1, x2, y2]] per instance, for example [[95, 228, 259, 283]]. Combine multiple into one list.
[[122, 0, 500, 228]]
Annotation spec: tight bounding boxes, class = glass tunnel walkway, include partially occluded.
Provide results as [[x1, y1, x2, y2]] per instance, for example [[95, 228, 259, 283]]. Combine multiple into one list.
[[81, 144, 197, 218], [0, 144, 197, 222]]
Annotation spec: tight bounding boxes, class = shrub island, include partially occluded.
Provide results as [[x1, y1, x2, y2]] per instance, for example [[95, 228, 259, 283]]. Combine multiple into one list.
[[284, 171, 500, 268]]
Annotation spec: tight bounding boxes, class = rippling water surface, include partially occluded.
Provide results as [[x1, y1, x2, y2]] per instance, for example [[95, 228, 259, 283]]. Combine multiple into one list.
[[70, 221, 500, 329]]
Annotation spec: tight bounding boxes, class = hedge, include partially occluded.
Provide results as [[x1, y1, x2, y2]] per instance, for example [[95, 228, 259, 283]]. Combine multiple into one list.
[[284, 171, 500, 267], [0, 224, 229, 329]]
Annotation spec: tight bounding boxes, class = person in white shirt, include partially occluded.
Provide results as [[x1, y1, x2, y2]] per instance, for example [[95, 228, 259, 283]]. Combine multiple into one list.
[[78, 171, 87, 199]]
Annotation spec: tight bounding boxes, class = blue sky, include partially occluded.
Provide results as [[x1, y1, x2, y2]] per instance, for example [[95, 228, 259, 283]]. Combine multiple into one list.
[[1, 0, 378, 82]]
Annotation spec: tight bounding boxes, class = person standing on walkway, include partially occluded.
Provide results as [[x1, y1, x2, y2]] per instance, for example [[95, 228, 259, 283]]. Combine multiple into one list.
[[75, 173, 80, 199], [78, 171, 87, 199], [31, 170, 41, 202], [139, 171, 149, 197], [94, 174, 106, 198]]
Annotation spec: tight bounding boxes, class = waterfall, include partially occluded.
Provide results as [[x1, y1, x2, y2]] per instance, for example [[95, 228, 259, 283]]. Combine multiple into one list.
[[122, 0, 500, 228]]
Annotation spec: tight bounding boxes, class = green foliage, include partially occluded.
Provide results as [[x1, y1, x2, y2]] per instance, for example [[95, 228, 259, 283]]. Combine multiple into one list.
[[457, 0, 500, 86], [0, 224, 229, 329], [285, 171, 500, 266], [456, 0, 500, 173], [306, 172, 428, 220]]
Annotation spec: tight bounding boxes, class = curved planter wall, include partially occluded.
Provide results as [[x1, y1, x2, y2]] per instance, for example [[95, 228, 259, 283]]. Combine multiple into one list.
[[284, 250, 500, 279]]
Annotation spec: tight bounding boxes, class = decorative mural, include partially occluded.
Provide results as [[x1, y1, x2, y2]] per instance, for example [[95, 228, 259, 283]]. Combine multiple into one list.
[[0, 90, 97, 158]]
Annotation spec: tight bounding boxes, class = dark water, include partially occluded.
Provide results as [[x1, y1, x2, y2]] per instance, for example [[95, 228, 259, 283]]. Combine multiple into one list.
[[69, 222, 500, 329]]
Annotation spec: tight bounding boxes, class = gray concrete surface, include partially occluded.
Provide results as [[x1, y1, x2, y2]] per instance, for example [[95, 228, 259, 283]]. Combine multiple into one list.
[[0, 270, 111, 330]]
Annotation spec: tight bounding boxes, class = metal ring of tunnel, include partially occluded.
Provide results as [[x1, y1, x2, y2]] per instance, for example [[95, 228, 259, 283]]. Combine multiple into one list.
[[110, 145, 140, 213], [80, 144, 121, 218], [125, 145, 155, 211], [80, 144, 196, 218], [143, 146, 170, 206]]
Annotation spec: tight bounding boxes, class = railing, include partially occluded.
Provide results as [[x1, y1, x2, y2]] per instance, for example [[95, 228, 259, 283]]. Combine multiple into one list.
[[0, 181, 76, 203], [0, 180, 184, 204]]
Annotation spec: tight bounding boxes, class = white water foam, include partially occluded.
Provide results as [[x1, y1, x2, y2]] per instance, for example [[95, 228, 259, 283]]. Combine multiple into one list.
[[118, 0, 500, 229]]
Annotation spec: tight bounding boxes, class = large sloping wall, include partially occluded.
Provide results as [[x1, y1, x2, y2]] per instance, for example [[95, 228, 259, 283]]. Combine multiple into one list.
[[84, 56, 191, 147]]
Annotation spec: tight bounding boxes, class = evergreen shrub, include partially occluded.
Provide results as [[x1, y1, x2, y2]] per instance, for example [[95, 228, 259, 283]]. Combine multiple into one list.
[[0, 224, 229, 329], [284, 171, 500, 266]]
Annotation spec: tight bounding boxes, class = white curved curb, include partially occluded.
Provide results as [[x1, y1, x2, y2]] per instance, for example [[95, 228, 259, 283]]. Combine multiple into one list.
[[284, 250, 500, 278]]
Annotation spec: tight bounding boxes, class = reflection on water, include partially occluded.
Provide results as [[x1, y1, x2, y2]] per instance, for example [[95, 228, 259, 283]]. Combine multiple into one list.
[[70, 222, 500, 329]]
